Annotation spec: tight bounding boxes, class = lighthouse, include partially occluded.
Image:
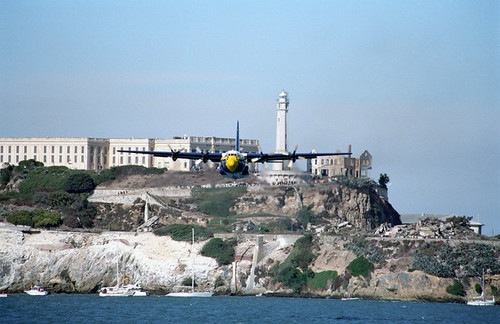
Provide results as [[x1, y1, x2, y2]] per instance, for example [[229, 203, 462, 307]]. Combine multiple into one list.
[[274, 90, 289, 171]]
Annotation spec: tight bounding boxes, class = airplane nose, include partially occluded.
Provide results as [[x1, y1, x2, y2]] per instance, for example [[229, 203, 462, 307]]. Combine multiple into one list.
[[226, 156, 239, 172]]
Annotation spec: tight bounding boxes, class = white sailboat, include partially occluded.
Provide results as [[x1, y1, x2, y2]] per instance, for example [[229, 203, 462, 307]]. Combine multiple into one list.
[[166, 228, 213, 297], [99, 262, 134, 297], [467, 270, 495, 306]]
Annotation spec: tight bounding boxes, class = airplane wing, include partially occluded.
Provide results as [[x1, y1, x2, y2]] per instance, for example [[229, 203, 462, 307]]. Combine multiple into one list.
[[246, 151, 351, 163], [117, 150, 223, 162]]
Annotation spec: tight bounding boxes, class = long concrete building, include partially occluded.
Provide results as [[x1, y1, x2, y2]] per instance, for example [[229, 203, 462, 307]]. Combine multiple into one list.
[[0, 136, 260, 172]]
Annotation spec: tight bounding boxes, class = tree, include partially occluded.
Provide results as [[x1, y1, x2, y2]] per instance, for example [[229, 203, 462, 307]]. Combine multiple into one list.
[[1, 164, 13, 186], [63, 173, 95, 194], [378, 173, 390, 189]]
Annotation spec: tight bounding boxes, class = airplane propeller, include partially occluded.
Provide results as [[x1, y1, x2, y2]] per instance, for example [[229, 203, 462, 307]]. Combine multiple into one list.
[[287, 145, 299, 168], [195, 146, 213, 166], [168, 145, 186, 161]]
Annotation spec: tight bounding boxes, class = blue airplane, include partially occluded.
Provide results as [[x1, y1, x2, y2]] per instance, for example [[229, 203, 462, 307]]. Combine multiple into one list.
[[118, 122, 351, 179]]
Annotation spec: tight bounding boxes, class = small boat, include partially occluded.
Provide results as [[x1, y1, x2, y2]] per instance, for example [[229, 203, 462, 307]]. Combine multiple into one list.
[[99, 262, 134, 297], [166, 228, 212, 298], [341, 297, 360, 300], [99, 286, 134, 297], [124, 283, 149, 296], [166, 288, 213, 298], [0, 292, 7, 298], [467, 270, 495, 306], [25, 285, 49, 296], [467, 293, 495, 306]]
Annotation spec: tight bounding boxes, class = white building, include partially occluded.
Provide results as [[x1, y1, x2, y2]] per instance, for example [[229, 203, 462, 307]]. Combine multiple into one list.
[[0, 136, 259, 172], [0, 137, 108, 170]]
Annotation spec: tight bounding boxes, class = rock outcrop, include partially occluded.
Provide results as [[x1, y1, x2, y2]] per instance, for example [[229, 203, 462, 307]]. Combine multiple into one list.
[[230, 184, 401, 229]]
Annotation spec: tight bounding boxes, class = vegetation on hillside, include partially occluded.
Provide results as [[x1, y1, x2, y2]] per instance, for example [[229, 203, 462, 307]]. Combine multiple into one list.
[[201, 238, 236, 265], [192, 187, 247, 217], [7, 209, 62, 228], [412, 242, 500, 278], [153, 224, 213, 241], [0, 161, 168, 229], [346, 256, 375, 278], [272, 234, 317, 293], [446, 279, 465, 296]]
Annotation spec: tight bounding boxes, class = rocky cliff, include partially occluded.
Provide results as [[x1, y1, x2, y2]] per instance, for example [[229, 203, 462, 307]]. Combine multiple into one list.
[[230, 184, 401, 229], [1, 224, 498, 303]]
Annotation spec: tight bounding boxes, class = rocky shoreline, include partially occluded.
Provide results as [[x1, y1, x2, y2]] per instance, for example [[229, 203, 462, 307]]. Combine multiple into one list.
[[1, 223, 498, 304]]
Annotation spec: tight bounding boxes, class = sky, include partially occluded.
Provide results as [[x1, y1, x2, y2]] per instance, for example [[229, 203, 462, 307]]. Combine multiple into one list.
[[1, 1, 499, 235]]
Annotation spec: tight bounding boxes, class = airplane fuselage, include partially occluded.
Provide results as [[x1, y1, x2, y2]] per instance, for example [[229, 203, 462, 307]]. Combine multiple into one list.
[[219, 150, 249, 179]]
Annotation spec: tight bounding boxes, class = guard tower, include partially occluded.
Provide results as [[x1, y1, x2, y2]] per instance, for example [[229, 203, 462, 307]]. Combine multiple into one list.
[[274, 90, 289, 171]]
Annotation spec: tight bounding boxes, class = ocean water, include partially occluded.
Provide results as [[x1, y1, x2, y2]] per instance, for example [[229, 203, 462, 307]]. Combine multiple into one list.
[[1, 295, 498, 324]]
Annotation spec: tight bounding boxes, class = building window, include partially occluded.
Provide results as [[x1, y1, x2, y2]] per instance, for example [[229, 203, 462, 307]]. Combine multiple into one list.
[[74, 155, 77, 163], [113, 147, 116, 154], [51, 146, 55, 153], [81, 146, 84, 153], [75, 146, 78, 153], [67, 156, 70, 163], [81, 155, 84, 162], [135, 156, 138, 164], [67, 146, 70, 154], [43, 155, 46, 162], [142, 157, 145, 164], [16, 146, 19, 153], [59, 156, 62, 163], [120, 156, 123, 164], [8, 146, 11, 153], [34, 147, 37, 153], [0, 146, 2, 153], [24, 155, 27, 161], [113, 157, 115, 164], [44, 146, 47, 153], [59, 146, 62, 154], [24, 146, 27, 153]]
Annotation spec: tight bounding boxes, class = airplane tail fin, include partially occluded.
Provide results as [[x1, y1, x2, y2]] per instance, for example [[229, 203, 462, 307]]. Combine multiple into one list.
[[236, 121, 240, 152]]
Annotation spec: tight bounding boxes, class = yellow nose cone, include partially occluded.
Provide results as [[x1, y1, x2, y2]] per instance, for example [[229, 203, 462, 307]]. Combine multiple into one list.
[[226, 156, 239, 172]]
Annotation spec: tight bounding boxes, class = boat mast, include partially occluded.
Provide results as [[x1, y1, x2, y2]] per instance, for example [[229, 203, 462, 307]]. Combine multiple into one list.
[[191, 227, 195, 292]]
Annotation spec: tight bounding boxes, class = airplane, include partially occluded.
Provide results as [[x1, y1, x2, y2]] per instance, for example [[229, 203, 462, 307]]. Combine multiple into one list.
[[118, 122, 352, 179]]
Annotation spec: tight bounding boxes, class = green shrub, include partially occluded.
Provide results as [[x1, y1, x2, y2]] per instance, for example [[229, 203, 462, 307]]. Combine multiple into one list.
[[214, 276, 225, 288], [296, 205, 316, 228], [201, 238, 235, 265], [1, 165, 13, 185], [346, 256, 374, 278], [7, 209, 61, 228], [274, 264, 312, 293], [153, 224, 213, 241], [475, 283, 482, 295], [446, 279, 465, 296], [7, 210, 34, 227], [63, 173, 95, 194], [32, 209, 62, 228], [18, 166, 69, 195], [307, 270, 338, 289]]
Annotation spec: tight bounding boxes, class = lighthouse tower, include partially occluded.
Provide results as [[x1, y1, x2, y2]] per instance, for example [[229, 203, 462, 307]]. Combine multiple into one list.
[[275, 90, 289, 171]]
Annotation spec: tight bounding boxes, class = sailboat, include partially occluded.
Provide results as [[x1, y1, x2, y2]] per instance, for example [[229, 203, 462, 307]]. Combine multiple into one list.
[[99, 262, 134, 297], [166, 228, 213, 297], [467, 270, 495, 306]]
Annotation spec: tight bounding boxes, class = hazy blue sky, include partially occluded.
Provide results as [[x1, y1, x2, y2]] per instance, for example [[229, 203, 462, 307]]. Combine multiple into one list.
[[1, 1, 499, 234]]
